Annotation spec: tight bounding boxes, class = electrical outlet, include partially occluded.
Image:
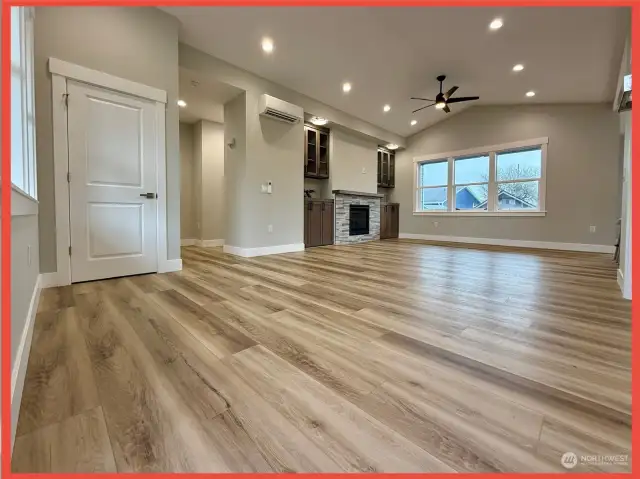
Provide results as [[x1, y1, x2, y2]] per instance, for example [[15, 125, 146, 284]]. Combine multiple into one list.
[[590, 225, 596, 233], [268, 224, 273, 233], [362, 167, 366, 174], [433, 221, 439, 228]]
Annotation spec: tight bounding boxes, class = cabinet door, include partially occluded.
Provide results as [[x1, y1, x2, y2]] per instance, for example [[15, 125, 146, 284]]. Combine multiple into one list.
[[380, 205, 389, 239], [377, 150, 382, 185], [304, 200, 310, 246], [305, 127, 318, 177], [307, 201, 323, 247], [381, 152, 389, 186], [389, 154, 395, 187], [321, 201, 334, 245], [318, 131, 329, 178], [390, 204, 399, 238]]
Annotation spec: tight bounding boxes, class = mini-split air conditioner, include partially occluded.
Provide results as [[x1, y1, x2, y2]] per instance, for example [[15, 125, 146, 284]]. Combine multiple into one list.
[[617, 74, 632, 113], [258, 94, 303, 124]]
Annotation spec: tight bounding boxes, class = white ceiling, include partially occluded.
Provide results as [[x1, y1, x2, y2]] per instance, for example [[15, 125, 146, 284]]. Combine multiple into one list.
[[178, 67, 243, 124], [165, 7, 628, 137]]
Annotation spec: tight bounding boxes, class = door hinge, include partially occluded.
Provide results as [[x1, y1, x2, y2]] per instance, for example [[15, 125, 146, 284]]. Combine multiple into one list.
[[68, 246, 72, 256], [63, 93, 69, 107], [67, 172, 71, 183]]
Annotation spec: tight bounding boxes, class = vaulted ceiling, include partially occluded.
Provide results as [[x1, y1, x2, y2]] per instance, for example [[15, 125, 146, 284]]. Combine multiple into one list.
[[164, 6, 628, 137]]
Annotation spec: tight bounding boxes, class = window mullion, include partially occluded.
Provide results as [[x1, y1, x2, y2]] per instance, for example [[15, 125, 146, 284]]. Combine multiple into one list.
[[447, 158, 454, 211], [488, 151, 497, 211]]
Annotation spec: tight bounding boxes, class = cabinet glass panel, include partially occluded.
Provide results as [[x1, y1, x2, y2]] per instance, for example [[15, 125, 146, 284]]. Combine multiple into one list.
[[306, 129, 317, 175], [389, 154, 395, 187]]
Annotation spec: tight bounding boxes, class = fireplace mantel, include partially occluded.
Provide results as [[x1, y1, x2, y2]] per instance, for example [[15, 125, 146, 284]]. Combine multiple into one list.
[[332, 190, 384, 198]]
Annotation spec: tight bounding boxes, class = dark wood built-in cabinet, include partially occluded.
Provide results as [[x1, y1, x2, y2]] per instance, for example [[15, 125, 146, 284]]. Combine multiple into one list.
[[304, 199, 334, 247], [305, 125, 330, 179], [380, 203, 399, 239], [377, 148, 395, 188]]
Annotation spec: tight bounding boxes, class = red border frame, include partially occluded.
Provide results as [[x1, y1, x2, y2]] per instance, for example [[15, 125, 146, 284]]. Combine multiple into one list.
[[1, 0, 637, 477]]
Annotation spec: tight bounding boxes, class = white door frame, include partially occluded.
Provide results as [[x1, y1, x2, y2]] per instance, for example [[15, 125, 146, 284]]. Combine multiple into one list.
[[49, 57, 174, 286]]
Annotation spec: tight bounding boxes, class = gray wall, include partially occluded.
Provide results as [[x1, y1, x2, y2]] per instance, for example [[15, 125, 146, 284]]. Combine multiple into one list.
[[200, 121, 225, 241], [193, 121, 203, 238], [393, 104, 621, 246], [10, 216, 40, 370], [34, 7, 181, 272], [244, 89, 304, 248], [179, 122, 196, 239], [224, 93, 247, 248], [329, 128, 379, 195]]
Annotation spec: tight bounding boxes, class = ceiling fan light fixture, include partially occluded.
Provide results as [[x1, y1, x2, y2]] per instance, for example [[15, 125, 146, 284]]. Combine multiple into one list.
[[310, 116, 329, 126], [435, 102, 446, 109]]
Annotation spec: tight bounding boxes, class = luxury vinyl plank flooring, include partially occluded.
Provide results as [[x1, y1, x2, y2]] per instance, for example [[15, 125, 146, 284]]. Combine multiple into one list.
[[13, 240, 631, 472]]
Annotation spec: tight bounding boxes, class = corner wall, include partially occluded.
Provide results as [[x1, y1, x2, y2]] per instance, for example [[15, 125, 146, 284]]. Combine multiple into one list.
[[392, 104, 621, 247], [34, 6, 181, 273]]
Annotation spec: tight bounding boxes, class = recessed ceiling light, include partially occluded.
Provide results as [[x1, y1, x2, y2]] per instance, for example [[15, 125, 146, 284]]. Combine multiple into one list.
[[489, 18, 503, 30], [310, 116, 329, 126], [513, 64, 524, 72], [435, 102, 446, 109], [383, 104, 391, 112], [410, 120, 417, 126], [261, 37, 274, 53], [525, 91, 536, 97], [342, 82, 352, 93], [386, 143, 399, 150], [177, 100, 187, 108]]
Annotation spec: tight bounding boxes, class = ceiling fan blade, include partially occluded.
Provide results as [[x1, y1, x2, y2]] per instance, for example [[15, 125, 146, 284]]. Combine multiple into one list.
[[443, 105, 451, 113], [411, 97, 435, 101], [444, 86, 458, 100], [446, 96, 480, 104], [412, 103, 436, 113]]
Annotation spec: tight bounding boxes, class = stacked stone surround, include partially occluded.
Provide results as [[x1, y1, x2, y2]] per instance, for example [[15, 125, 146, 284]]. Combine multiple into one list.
[[333, 191, 382, 245]]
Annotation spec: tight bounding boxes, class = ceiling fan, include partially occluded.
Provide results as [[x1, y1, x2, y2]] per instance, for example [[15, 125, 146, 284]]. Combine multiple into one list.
[[411, 75, 479, 114]]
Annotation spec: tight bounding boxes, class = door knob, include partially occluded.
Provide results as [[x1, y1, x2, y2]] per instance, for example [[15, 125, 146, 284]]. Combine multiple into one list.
[[140, 193, 157, 199]]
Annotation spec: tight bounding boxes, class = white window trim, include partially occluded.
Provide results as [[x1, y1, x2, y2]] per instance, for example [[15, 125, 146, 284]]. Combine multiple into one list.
[[49, 58, 172, 287], [9, 7, 38, 216], [413, 137, 548, 217]]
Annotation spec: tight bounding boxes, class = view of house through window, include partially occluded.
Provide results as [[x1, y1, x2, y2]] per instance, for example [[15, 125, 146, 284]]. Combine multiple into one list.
[[415, 140, 546, 214]]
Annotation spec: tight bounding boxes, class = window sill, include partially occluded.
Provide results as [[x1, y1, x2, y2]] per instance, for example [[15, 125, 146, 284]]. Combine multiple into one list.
[[7, 184, 39, 217], [413, 210, 546, 217]]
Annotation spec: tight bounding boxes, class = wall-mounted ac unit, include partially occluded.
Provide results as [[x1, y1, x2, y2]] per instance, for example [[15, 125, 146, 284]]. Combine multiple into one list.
[[617, 74, 632, 112], [259, 94, 303, 124]]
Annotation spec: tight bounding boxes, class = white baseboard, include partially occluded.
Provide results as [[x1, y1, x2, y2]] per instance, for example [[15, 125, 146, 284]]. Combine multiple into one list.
[[158, 258, 182, 273], [618, 268, 624, 290], [197, 239, 224, 247], [223, 243, 305, 258], [182, 239, 225, 247], [11, 274, 42, 450], [40, 271, 67, 289], [399, 233, 616, 254]]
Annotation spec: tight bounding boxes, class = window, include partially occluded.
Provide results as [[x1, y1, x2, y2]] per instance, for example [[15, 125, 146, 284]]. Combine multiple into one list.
[[496, 148, 541, 211], [454, 155, 489, 211], [11, 7, 37, 199], [417, 160, 448, 210], [414, 138, 547, 216]]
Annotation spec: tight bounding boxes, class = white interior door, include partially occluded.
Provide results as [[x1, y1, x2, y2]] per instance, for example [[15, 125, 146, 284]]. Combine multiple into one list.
[[68, 80, 158, 283]]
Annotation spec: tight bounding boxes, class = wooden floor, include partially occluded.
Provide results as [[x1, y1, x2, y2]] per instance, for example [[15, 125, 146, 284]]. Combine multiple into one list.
[[13, 240, 631, 473]]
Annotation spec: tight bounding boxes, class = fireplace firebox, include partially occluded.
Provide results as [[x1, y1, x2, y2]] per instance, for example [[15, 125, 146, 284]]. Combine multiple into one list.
[[349, 205, 370, 236]]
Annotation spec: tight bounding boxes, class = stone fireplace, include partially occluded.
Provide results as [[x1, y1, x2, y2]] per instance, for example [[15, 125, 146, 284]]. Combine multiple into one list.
[[333, 190, 383, 244]]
